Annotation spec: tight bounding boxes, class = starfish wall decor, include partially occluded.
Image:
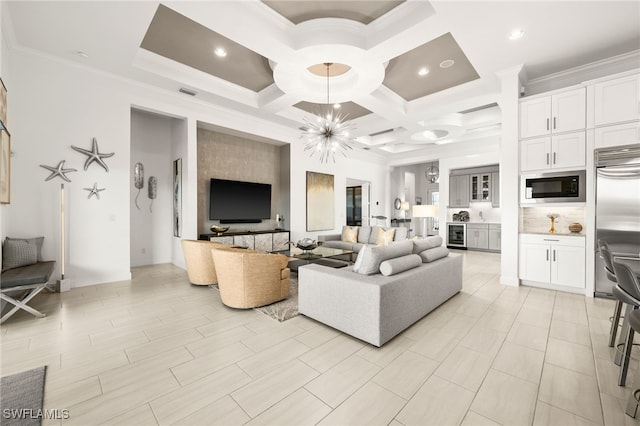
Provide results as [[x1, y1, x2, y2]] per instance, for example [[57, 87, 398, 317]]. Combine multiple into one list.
[[84, 182, 106, 199], [71, 137, 114, 172], [40, 160, 77, 182]]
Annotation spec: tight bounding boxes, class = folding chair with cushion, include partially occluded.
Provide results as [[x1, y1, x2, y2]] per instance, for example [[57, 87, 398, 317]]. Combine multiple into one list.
[[1, 261, 55, 324]]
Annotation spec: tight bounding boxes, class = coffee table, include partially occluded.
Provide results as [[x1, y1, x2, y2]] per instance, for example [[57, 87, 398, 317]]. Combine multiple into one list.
[[273, 246, 354, 272]]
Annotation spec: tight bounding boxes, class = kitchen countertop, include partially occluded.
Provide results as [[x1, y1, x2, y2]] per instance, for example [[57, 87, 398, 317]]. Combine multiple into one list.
[[520, 232, 585, 238], [447, 221, 501, 225]]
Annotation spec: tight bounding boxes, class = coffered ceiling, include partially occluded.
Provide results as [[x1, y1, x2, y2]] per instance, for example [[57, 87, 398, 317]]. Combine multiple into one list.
[[4, 1, 640, 162]]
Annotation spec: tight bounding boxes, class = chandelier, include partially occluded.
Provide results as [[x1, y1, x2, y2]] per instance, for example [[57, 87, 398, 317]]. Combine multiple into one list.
[[426, 162, 439, 183], [301, 63, 355, 163]]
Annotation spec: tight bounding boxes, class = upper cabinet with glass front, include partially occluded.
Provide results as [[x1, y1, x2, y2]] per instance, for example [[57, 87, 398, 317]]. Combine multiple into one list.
[[470, 173, 491, 201], [519, 87, 586, 139]]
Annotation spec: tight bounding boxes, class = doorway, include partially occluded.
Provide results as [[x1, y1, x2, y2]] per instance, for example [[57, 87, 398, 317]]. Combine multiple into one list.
[[346, 186, 362, 226]]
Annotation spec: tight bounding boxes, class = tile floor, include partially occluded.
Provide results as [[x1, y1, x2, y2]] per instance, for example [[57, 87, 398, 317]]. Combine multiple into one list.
[[2, 250, 640, 425]]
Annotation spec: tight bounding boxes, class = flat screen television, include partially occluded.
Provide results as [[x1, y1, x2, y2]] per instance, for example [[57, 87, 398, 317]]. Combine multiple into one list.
[[209, 178, 271, 223]]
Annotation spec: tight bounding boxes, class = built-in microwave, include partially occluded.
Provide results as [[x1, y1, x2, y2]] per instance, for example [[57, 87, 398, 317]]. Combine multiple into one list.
[[520, 170, 586, 203]]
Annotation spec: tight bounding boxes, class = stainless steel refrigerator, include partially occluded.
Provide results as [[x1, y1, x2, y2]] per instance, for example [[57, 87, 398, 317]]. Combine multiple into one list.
[[594, 144, 640, 297]]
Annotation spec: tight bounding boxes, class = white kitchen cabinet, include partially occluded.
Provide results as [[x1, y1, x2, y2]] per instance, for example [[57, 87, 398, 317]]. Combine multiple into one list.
[[520, 131, 585, 172], [467, 224, 489, 250], [594, 122, 640, 149], [519, 234, 585, 289], [491, 172, 500, 207], [594, 73, 640, 126], [488, 224, 501, 251], [519, 87, 586, 139], [449, 174, 470, 208]]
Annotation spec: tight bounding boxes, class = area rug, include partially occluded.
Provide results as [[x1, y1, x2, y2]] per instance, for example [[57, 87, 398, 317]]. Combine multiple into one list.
[[0, 366, 47, 426], [210, 275, 299, 322], [254, 275, 299, 322]]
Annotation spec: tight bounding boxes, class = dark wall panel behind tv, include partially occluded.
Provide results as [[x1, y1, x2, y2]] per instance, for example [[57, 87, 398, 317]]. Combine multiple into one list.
[[209, 178, 271, 222]]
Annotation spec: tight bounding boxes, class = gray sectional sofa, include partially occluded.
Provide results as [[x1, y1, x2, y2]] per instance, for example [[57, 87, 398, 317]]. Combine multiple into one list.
[[298, 236, 463, 347], [319, 225, 408, 253]]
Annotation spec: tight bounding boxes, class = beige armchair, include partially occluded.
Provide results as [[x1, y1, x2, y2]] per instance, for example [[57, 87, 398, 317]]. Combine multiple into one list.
[[181, 239, 223, 285], [211, 246, 290, 309]]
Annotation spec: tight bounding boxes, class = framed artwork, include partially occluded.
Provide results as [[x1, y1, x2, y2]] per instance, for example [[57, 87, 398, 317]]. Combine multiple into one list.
[[173, 158, 182, 237], [306, 171, 334, 231], [0, 78, 6, 127], [0, 127, 10, 204]]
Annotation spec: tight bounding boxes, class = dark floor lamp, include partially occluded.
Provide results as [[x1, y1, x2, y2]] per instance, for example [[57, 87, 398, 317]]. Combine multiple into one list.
[[412, 205, 438, 237]]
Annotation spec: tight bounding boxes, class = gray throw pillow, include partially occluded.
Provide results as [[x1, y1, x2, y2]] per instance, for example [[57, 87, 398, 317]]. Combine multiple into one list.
[[412, 236, 443, 254], [2, 239, 38, 271], [353, 240, 414, 275], [393, 227, 408, 241], [357, 227, 371, 244], [419, 246, 450, 263], [6, 236, 44, 261], [379, 254, 422, 276]]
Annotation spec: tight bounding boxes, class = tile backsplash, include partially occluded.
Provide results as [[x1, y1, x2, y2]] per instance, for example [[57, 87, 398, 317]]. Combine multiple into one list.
[[520, 206, 585, 234]]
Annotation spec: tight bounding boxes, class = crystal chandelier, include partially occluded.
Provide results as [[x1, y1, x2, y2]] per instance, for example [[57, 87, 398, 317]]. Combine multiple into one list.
[[301, 63, 355, 163]]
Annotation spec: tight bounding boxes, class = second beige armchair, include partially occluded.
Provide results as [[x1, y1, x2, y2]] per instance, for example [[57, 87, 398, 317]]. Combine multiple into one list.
[[211, 246, 290, 309], [181, 239, 222, 285]]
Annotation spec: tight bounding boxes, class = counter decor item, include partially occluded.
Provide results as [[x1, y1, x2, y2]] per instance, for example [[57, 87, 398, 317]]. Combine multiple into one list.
[[547, 213, 560, 233], [209, 225, 229, 236], [569, 222, 583, 233]]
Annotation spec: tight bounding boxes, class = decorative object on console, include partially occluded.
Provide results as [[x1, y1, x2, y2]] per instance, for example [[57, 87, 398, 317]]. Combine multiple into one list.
[[71, 137, 114, 172], [401, 201, 410, 219], [148, 176, 157, 213], [173, 158, 182, 237], [209, 225, 229, 236], [0, 123, 10, 204], [83, 182, 105, 200], [306, 171, 334, 231], [40, 160, 77, 182], [133, 162, 144, 210], [569, 222, 583, 233], [547, 212, 559, 233], [426, 162, 439, 183], [413, 204, 438, 237], [275, 214, 285, 230], [300, 63, 355, 163]]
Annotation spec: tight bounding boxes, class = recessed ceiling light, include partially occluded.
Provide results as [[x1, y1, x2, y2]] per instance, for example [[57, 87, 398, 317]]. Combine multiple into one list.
[[509, 29, 525, 40], [418, 67, 430, 76], [439, 59, 455, 69], [214, 47, 227, 57], [333, 103, 341, 109], [74, 51, 89, 59]]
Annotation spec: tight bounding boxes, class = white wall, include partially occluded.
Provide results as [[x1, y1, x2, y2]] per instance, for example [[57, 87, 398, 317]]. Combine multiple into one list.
[[7, 50, 132, 287], [289, 145, 389, 242], [130, 109, 174, 267]]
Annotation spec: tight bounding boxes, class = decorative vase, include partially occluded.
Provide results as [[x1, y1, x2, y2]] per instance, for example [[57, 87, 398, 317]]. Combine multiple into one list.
[[549, 217, 556, 233], [569, 222, 583, 233]]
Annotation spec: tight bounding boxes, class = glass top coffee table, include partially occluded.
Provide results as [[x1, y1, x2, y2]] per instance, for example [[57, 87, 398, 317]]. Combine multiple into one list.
[[273, 246, 354, 271]]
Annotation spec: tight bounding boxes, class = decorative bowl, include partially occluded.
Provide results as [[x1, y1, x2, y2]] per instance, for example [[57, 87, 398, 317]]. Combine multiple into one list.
[[568, 222, 583, 233], [210, 225, 229, 235], [295, 238, 317, 251]]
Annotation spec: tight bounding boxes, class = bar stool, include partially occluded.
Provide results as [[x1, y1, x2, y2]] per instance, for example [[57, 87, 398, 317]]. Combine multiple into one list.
[[599, 240, 622, 347], [613, 260, 640, 387], [626, 309, 640, 418]]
